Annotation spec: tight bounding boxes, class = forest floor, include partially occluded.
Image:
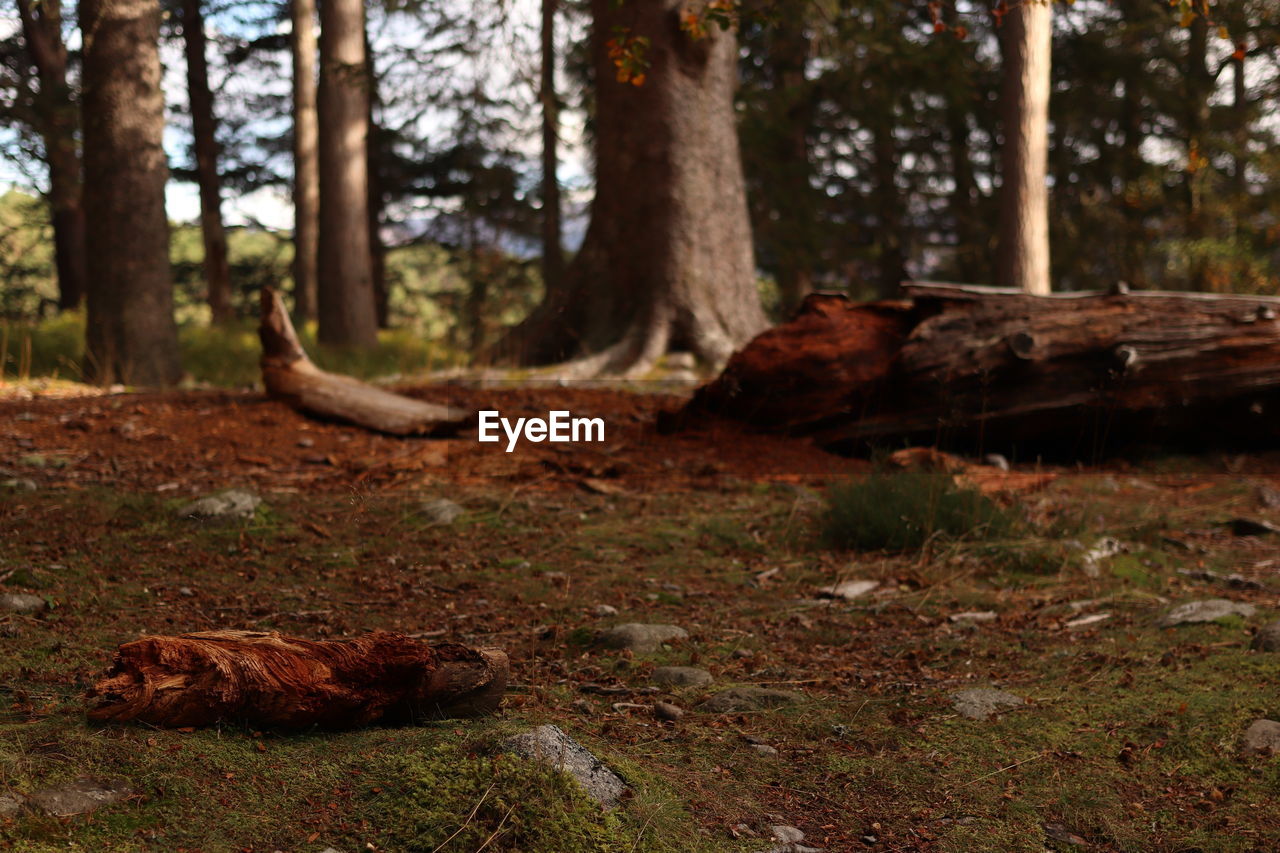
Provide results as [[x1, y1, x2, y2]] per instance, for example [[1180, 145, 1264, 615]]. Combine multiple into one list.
[[2, 383, 1280, 852]]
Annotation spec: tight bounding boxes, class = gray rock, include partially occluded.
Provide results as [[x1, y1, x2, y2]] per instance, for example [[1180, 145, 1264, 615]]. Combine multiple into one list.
[[816, 579, 877, 601], [651, 666, 713, 688], [1252, 620, 1280, 652], [0, 795, 22, 818], [949, 611, 997, 624], [592, 604, 619, 617], [419, 498, 464, 526], [0, 593, 47, 614], [1242, 719, 1280, 755], [749, 744, 779, 757], [2, 478, 38, 492], [698, 687, 803, 713], [178, 489, 261, 521], [983, 453, 1010, 472], [654, 701, 685, 722], [1159, 599, 1257, 627], [25, 777, 131, 817], [501, 724, 628, 808], [951, 688, 1025, 721], [599, 623, 688, 654], [772, 826, 805, 844]]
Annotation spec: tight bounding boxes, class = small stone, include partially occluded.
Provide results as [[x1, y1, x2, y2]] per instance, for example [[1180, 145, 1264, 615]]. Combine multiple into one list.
[[749, 744, 779, 757], [0, 593, 47, 614], [698, 687, 803, 713], [1252, 620, 1280, 652], [2, 478, 38, 492], [1079, 537, 1125, 577], [419, 498, 464, 526], [592, 604, 619, 617], [816, 579, 877, 601], [178, 489, 261, 521], [651, 666, 713, 688], [949, 611, 997, 623], [178, 587, 196, 598], [0, 794, 22, 818], [296, 437, 315, 448], [983, 453, 1010, 471], [772, 826, 805, 844], [1258, 486, 1280, 509], [951, 688, 1025, 720], [25, 777, 131, 817], [599, 623, 688, 654], [731, 648, 755, 659], [1159, 599, 1257, 627], [654, 701, 685, 722], [1242, 719, 1280, 755], [501, 725, 628, 808]]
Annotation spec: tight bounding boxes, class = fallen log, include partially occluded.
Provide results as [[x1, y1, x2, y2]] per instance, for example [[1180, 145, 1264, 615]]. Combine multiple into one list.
[[680, 283, 1280, 457], [86, 630, 508, 729], [259, 287, 472, 435]]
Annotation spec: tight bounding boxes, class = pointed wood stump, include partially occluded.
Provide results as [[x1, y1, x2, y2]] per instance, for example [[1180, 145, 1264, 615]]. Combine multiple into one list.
[[86, 630, 508, 729], [259, 287, 473, 435]]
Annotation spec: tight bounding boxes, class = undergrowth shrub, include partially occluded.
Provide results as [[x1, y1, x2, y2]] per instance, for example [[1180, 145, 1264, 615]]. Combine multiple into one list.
[[822, 470, 1019, 552]]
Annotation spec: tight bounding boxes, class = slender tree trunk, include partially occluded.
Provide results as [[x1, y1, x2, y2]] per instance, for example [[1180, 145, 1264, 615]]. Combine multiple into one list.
[[16, 0, 88, 312], [766, 13, 815, 315], [290, 0, 320, 322], [996, 0, 1052, 294], [540, 0, 564, 299], [182, 0, 233, 324], [1115, 0, 1147, 288], [365, 37, 388, 329], [942, 2, 982, 284], [1184, 14, 1212, 290], [80, 0, 182, 386], [1231, 52, 1247, 225], [317, 0, 377, 347], [871, 119, 906, 298], [502, 0, 767, 374]]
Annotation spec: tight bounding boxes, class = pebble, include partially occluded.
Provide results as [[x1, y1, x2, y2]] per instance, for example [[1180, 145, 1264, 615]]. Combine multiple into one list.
[[698, 687, 803, 713], [592, 604, 619, 617], [816, 579, 877, 601], [749, 744, 779, 757], [419, 498, 464, 526], [178, 489, 261, 521], [1241, 719, 1280, 755], [0, 593, 47, 614], [951, 688, 1025, 721], [501, 724, 628, 808], [654, 701, 685, 722], [599, 623, 688, 654], [1251, 620, 1280, 652], [651, 666, 713, 688], [1159, 599, 1257, 627]]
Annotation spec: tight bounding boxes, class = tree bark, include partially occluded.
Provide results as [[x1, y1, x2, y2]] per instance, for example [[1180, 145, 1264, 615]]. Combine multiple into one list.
[[258, 288, 470, 434], [1184, 13, 1212, 290], [183, 0, 233, 324], [996, 0, 1052, 295], [87, 630, 508, 729], [501, 0, 767, 374], [942, 2, 983, 285], [366, 38, 388, 329], [80, 0, 182, 387], [317, 0, 377, 347], [540, 0, 564, 300], [290, 0, 320, 322], [681, 284, 1280, 457], [871, 118, 907, 298], [16, 0, 88, 312]]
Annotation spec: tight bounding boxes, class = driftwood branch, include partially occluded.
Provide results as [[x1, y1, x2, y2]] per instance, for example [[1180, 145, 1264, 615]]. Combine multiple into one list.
[[86, 630, 508, 729], [258, 287, 472, 435]]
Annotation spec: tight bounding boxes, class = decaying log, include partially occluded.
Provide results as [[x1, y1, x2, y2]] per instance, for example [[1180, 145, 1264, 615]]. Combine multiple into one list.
[[87, 630, 508, 729], [259, 287, 472, 435], [682, 284, 1280, 456]]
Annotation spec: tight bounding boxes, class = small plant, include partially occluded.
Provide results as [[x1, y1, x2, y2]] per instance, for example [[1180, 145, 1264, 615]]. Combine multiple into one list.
[[821, 470, 1019, 552]]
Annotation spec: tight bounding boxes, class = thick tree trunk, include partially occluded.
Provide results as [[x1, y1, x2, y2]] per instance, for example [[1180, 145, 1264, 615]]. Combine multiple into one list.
[[996, 0, 1052, 295], [290, 0, 320, 322], [16, 0, 88, 312], [502, 0, 767, 374], [80, 0, 182, 387], [681, 284, 1280, 458], [872, 119, 907, 298], [87, 630, 508, 729], [317, 0, 377, 347], [183, 0, 233, 324], [540, 0, 564, 299], [258, 288, 470, 434]]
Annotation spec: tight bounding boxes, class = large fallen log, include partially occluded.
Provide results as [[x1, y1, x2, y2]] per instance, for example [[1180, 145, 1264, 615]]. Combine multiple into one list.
[[86, 630, 508, 729], [680, 283, 1280, 457], [259, 287, 472, 435]]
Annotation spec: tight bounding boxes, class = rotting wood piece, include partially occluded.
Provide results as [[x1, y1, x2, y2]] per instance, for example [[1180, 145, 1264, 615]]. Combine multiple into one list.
[[87, 630, 508, 729], [259, 287, 472, 435]]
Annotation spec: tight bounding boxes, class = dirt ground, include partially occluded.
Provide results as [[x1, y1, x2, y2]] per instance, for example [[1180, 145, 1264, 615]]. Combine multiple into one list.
[[2, 384, 1280, 852]]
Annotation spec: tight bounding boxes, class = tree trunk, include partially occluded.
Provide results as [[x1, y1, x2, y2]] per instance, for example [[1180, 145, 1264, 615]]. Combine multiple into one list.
[[681, 284, 1280, 458], [996, 0, 1052, 295], [942, 3, 982, 285], [317, 0, 377, 347], [290, 0, 320, 322], [501, 0, 767, 374], [1184, 14, 1212, 290], [366, 39, 388, 329], [87, 630, 508, 729], [871, 119, 907, 298], [258, 288, 470, 434], [16, 0, 88, 312], [182, 0, 233, 324], [80, 0, 182, 387], [540, 0, 564, 300]]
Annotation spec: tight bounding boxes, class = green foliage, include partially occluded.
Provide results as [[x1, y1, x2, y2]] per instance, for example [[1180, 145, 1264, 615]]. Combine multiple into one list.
[[821, 471, 1019, 552]]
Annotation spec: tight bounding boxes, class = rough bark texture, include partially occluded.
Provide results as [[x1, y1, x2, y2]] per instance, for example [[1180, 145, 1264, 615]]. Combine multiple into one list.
[[290, 0, 320, 322], [540, 0, 564, 299], [183, 0, 233, 324], [1184, 14, 1212, 290], [87, 630, 508, 729], [17, 0, 88, 311], [259, 288, 471, 435], [317, 0, 377, 347], [80, 0, 182, 386], [996, 0, 1052, 295], [502, 0, 767, 374], [681, 284, 1280, 458]]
